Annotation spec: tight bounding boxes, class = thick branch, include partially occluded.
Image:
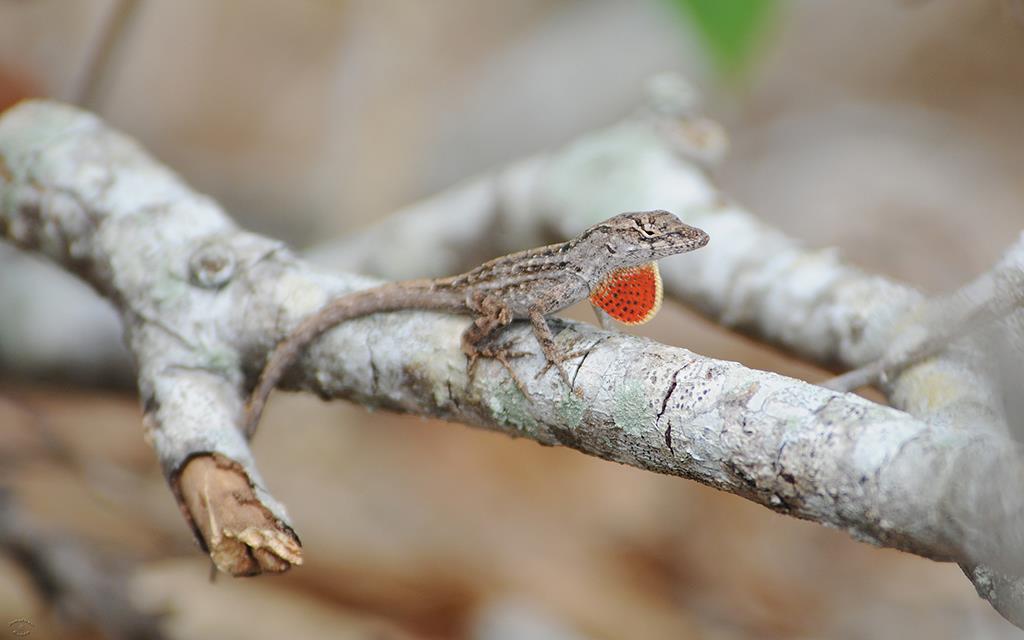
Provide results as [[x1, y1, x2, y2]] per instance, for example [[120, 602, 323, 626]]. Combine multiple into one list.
[[0, 100, 300, 574]]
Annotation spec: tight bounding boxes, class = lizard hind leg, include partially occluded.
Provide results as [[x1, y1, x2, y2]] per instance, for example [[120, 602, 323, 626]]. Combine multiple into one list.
[[466, 341, 533, 397], [461, 296, 532, 396]]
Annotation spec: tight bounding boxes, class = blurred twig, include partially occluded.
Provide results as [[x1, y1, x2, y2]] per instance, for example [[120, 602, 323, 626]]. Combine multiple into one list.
[[0, 393, 193, 554], [73, 0, 142, 108], [825, 237, 1024, 392], [0, 491, 168, 640]]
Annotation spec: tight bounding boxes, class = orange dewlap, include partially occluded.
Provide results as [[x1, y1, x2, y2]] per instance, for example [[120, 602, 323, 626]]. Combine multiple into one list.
[[589, 262, 663, 325]]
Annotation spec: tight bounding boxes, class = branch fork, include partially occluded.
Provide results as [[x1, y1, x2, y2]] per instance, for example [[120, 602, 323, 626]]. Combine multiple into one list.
[[3, 95, 1024, 627]]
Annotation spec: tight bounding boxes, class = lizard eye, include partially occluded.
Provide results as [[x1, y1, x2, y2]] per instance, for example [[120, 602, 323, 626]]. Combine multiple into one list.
[[629, 217, 659, 238]]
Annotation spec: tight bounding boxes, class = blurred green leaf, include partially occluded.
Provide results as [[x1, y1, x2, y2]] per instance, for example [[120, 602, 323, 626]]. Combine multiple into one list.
[[667, 0, 779, 76]]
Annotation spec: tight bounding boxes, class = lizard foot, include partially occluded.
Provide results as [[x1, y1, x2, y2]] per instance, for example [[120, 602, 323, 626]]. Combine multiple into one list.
[[535, 349, 587, 397], [466, 344, 533, 397]]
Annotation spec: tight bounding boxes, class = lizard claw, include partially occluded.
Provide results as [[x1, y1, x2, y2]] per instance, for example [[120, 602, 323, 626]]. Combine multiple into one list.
[[536, 351, 585, 397]]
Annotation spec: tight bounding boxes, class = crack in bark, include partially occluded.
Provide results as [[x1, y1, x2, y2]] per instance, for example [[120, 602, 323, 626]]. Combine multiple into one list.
[[445, 379, 462, 412], [368, 344, 380, 396], [657, 368, 682, 454], [570, 334, 609, 387]]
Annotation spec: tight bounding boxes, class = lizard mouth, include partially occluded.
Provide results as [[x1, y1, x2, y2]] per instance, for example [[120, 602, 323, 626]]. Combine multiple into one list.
[[659, 227, 709, 247], [678, 227, 709, 246]]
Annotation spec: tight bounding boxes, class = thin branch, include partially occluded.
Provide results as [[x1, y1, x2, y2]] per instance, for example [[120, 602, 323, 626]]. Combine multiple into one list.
[[826, 232, 1024, 391], [72, 0, 142, 109], [0, 492, 168, 640]]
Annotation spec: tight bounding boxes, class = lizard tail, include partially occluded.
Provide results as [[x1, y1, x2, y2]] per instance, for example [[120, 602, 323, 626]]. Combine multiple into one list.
[[241, 285, 453, 439]]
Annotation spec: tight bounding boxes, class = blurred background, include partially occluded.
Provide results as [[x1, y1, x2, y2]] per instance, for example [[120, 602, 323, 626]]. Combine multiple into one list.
[[2, 1, 1024, 638]]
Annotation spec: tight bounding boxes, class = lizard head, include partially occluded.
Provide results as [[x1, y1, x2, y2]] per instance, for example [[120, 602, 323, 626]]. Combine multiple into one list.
[[578, 210, 709, 275], [568, 211, 706, 324]]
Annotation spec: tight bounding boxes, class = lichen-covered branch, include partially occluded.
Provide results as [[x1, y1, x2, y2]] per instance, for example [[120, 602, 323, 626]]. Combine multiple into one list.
[[0, 100, 301, 575], [3, 99, 1024, 627]]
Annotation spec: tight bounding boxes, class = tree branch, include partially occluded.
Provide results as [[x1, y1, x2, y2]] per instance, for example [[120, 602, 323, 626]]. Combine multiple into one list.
[[0, 491, 167, 639], [3, 98, 1024, 627]]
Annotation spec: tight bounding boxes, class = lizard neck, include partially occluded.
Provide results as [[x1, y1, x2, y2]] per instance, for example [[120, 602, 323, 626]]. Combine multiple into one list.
[[564, 248, 610, 292]]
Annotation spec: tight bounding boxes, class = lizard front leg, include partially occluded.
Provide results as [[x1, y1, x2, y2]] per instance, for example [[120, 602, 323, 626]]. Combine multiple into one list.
[[528, 307, 582, 394]]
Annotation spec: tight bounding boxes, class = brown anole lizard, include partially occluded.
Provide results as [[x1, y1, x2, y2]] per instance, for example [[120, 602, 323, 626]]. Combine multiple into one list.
[[243, 210, 709, 438]]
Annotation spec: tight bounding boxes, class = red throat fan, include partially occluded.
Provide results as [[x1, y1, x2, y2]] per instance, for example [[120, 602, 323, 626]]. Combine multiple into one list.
[[589, 262, 663, 325]]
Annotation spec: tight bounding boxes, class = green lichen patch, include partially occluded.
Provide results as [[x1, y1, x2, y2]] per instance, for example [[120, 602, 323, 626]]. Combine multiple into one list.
[[486, 380, 538, 435], [612, 379, 653, 435], [197, 342, 240, 376], [558, 388, 586, 431], [148, 274, 191, 309]]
